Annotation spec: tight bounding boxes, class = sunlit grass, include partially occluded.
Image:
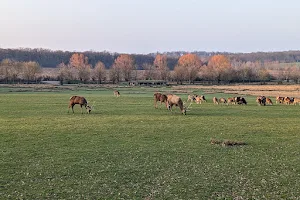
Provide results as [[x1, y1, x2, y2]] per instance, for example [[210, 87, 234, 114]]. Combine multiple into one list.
[[1, 87, 300, 199]]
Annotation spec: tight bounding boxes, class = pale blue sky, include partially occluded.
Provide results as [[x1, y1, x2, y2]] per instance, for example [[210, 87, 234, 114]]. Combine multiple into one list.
[[1, 0, 300, 53]]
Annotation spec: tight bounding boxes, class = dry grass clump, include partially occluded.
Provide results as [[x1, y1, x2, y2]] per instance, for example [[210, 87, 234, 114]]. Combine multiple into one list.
[[210, 138, 247, 147]]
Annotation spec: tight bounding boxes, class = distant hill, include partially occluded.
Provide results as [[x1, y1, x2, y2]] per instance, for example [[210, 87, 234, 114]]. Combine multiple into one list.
[[1, 48, 300, 69]]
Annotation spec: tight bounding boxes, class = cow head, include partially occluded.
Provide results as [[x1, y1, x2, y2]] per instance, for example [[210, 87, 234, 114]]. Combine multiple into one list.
[[86, 105, 92, 113]]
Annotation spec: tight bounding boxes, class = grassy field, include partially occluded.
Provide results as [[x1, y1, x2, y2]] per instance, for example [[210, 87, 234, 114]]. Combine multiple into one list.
[[1, 86, 300, 199]]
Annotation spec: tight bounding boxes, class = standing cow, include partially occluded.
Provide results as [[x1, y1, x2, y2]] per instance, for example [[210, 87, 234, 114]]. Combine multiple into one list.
[[114, 90, 120, 97], [167, 94, 186, 115], [213, 97, 219, 104]]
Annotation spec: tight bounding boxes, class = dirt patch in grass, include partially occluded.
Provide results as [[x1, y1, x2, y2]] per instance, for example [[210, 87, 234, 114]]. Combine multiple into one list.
[[174, 85, 300, 98]]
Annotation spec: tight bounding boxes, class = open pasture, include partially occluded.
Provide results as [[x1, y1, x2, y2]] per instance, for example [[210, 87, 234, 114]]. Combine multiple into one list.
[[1, 86, 300, 199]]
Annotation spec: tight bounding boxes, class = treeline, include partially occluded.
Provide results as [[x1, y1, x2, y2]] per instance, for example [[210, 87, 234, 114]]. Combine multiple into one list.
[[2, 52, 300, 85], [1, 48, 300, 69]]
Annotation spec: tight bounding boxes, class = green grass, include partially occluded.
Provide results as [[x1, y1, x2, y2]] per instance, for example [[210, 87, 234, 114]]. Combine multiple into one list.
[[1, 87, 300, 199]]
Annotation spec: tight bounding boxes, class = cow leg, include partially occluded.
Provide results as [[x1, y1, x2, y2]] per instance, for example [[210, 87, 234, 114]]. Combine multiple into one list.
[[71, 105, 75, 113]]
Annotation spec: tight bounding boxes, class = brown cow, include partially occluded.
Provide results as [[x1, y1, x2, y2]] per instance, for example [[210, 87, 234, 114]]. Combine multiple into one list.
[[113, 90, 120, 97], [167, 94, 186, 115], [68, 96, 92, 114], [284, 97, 293, 105], [154, 92, 168, 108], [292, 98, 300, 105], [187, 94, 196, 102], [276, 96, 284, 104], [219, 98, 227, 104], [212, 97, 219, 105], [266, 97, 273, 105], [227, 97, 235, 105]]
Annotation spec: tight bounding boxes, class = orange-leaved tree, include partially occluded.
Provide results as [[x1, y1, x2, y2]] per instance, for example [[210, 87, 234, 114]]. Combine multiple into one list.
[[207, 55, 232, 83], [69, 53, 88, 68], [174, 53, 202, 84], [153, 54, 169, 80], [69, 53, 91, 83]]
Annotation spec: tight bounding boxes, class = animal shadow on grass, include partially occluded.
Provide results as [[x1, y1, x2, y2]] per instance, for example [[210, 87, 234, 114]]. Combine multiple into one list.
[[210, 138, 247, 147]]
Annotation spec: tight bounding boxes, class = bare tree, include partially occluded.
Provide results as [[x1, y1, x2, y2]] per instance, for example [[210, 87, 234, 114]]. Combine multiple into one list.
[[77, 64, 91, 83], [93, 61, 106, 84], [154, 54, 170, 80], [58, 63, 76, 83], [173, 64, 186, 84], [109, 64, 122, 84], [0, 59, 20, 83], [22, 61, 41, 83], [142, 63, 156, 80]]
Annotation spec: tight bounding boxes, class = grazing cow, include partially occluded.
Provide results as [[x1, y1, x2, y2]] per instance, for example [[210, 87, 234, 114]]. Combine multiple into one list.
[[219, 98, 227, 104], [237, 97, 247, 105], [195, 95, 206, 104], [187, 94, 196, 102], [276, 96, 284, 104], [256, 96, 266, 106], [167, 94, 186, 115], [234, 97, 240, 103], [68, 96, 92, 114], [266, 97, 273, 105], [292, 98, 300, 105], [212, 97, 219, 104], [227, 97, 235, 105], [284, 97, 293, 105], [114, 90, 120, 97], [154, 92, 168, 108]]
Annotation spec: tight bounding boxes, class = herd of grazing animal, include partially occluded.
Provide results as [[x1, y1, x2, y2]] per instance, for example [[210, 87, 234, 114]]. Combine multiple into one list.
[[68, 90, 300, 115], [275, 96, 300, 105], [213, 96, 247, 105]]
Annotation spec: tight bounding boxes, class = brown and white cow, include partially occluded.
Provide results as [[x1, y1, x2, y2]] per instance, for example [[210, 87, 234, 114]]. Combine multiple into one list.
[[266, 97, 273, 105], [219, 98, 227, 104], [154, 92, 168, 108], [276, 96, 284, 104], [292, 98, 300, 105], [167, 94, 186, 115], [284, 97, 293, 105], [212, 97, 219, 105], [195, 95, 206, 104], [187, 94, 196, 102], [227, 97, 235, 105], [113, 90, 120, 97]]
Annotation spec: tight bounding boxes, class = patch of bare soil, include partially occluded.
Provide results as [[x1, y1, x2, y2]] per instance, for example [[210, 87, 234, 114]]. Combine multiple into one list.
[[173, 84, 300, 98]]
